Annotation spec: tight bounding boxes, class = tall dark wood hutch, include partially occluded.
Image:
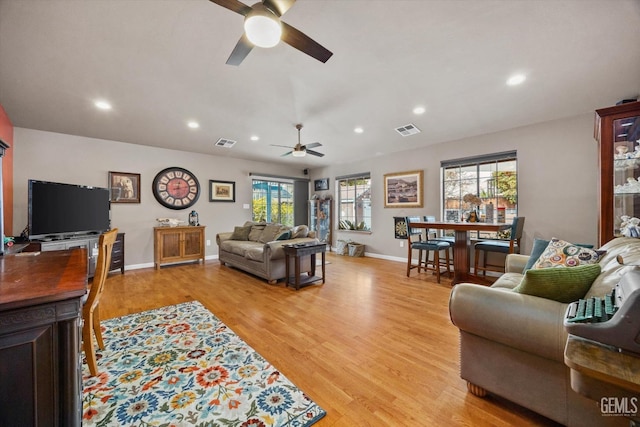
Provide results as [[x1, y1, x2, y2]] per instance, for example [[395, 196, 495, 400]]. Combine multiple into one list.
[[594, 100, 640, 246]]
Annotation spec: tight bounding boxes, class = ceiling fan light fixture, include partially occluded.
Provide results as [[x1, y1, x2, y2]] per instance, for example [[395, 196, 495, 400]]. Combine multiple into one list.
[[291, 149, 306, 157], [244, 6, 282, 48]]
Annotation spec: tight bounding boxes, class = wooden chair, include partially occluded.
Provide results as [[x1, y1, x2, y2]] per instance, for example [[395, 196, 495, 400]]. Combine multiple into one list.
[[474, 217, 525, 276], [405, 216, 451, 283], [83, 228, 118, 376]]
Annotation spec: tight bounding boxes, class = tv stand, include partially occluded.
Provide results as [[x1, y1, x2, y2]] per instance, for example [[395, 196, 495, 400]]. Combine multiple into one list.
[[28, 233, 125, 277]]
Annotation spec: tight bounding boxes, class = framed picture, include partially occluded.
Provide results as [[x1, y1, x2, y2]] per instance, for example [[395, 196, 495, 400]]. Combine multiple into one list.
[[314, 178, 329, 191], [109, 171, 140, 203], [209, 180, 235, 202], [383, 170, 424, 208]]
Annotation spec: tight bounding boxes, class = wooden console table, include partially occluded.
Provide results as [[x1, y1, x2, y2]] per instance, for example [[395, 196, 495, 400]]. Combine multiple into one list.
[[283, 242, 326, 290], [0, 249, 87, 427]]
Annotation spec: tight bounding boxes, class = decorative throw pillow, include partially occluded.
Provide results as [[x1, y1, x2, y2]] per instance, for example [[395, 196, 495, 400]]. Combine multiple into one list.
[[248, 223, 266, 241], [259, 223, 283, 243], [291, 225, 309, 239], [524, 238, 596, 271], [531, 238, 604, 269], [512, 263, 601, 303], [275, 230, 292, 240], [230, 225, 251, 241]]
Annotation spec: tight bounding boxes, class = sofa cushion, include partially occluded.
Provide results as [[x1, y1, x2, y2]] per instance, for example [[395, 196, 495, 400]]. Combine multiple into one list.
[[259, 223, 284, 243], [230, 225, 251, 241], [291, 224, 309, 238], [220, 240, 261, 257], [513, 263, 601, 303], [531, 238, 604, 269], [248, 223, 266, 241]]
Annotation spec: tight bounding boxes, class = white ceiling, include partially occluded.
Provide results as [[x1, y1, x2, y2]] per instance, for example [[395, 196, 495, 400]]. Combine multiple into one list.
[[1, 0, 639, 168]]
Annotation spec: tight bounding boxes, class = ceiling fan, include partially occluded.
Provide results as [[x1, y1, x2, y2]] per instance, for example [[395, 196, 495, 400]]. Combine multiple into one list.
[[272, 124, 324, 158], [209, 0, 333, 66]]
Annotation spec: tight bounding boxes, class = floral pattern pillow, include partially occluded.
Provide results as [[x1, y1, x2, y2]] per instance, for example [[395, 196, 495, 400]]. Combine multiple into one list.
[[532, 238, 604, 269]]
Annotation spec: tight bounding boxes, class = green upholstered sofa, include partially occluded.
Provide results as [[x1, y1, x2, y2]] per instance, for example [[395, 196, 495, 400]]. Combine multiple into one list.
[[449, 237, 640, 426]]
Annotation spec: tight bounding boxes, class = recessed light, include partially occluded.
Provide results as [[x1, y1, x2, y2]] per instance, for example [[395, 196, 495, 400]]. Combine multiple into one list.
[[506, 74, 526, 86], [250, 135, 260, 141], [413, 106, 426, 115], [354, 127, 364, 134], [94, 100, 112, 110], [187, 121, 200, 129]]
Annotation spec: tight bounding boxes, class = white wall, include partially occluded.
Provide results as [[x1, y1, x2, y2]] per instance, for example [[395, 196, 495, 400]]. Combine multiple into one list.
[[309, 112, 598, 260], [13, 128, 307, 268], [13, 112, 598, 268]]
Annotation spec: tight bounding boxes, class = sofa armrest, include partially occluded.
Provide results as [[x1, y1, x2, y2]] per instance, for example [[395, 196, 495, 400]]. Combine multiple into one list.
[[449, 283, 568, 362], [216, 232, 233, 245], [505, 254, 529, 274]]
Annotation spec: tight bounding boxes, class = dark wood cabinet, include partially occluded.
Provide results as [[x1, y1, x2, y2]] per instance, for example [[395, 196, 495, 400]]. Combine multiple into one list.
[[154, 226, 205, 269], [0, 249, 87, 427], [109, 232, 125, 273], [594, 101, 640, 246]]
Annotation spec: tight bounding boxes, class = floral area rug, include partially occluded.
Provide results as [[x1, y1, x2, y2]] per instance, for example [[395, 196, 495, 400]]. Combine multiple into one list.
[[82, 301, 326, 426]]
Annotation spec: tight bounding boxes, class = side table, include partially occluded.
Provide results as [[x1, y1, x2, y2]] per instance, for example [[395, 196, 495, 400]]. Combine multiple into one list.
[[564, 334, 640, 422], [283, 242, 326, 290]]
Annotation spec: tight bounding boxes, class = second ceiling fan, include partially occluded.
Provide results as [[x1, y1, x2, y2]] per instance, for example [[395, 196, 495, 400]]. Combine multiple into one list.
[[209, 0, 333, 66], [272, 124, 324, 158]]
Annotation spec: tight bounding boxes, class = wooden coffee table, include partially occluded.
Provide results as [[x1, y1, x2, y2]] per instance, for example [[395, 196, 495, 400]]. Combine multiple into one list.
[[283, 242, 326, 290]]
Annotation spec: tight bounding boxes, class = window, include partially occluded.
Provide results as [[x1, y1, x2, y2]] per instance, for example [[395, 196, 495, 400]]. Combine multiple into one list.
[[337, 173, 372, 231], [252, 179, 295, 226], [442, 151, 517, 238]]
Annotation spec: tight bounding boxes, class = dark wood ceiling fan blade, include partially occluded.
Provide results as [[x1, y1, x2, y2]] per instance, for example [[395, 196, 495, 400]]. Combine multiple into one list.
[[262, 0, 296, 17], [306, 149, 324, 157], [281, 151, 293, 157], [270, 144, 294, 148], [304, 142, 321, 149], [209, 0, 252, 16], [226, 34, 254, 66], [281, 22, 333, 63]]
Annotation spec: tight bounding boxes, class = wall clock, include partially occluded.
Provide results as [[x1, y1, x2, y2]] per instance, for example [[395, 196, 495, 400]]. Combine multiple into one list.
[[152, 167, 200, 210]]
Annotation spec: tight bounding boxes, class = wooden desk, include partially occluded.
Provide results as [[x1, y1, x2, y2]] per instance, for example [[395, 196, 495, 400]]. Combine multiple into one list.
[[0, 249, 87, 427], [283, 242, 326, 290], [410, 221, 510, 284]]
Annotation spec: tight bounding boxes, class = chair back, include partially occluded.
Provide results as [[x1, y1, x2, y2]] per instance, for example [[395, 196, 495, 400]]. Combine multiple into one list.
[[422, 215, 438, 239], [510, 217, 525, 240], [404, 216, 424, 243], [84, 228, 118, 312]]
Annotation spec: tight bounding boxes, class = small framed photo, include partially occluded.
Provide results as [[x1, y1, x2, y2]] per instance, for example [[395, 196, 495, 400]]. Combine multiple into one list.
[[109, 171, 140, 203], [314, 178, 329, 191], [209, 180, 235, 202]]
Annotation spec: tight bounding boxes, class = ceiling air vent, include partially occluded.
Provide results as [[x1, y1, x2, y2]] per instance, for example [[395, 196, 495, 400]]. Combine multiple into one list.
[[395, 124, 421, 137], [215, 138, 236, 148]]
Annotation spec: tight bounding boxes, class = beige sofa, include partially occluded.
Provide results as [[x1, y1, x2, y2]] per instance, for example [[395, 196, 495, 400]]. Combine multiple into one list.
[[216, 222, 318, 284], [449, 237, 640, 426]]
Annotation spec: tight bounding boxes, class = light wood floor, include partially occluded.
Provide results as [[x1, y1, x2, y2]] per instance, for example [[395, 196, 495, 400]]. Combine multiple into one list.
[[99, 253, 560, 426]]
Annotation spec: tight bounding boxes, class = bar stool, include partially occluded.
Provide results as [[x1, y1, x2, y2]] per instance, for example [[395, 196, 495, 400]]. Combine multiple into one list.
[[405, 216, 451, 283]]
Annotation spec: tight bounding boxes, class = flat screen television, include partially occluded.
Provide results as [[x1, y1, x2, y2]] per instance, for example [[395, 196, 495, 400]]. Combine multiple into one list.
[[28, 179, 111, 240]]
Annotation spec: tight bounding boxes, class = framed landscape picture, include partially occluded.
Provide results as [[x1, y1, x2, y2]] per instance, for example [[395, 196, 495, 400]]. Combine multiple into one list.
[[209, 180, 235, 202], [383, 170, 423, 208], [109, 171, 140, 203]]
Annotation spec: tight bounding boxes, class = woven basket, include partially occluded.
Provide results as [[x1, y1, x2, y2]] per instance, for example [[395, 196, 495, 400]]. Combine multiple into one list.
[[336, 239, 350, 255], [348, 243, 365, 257]]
